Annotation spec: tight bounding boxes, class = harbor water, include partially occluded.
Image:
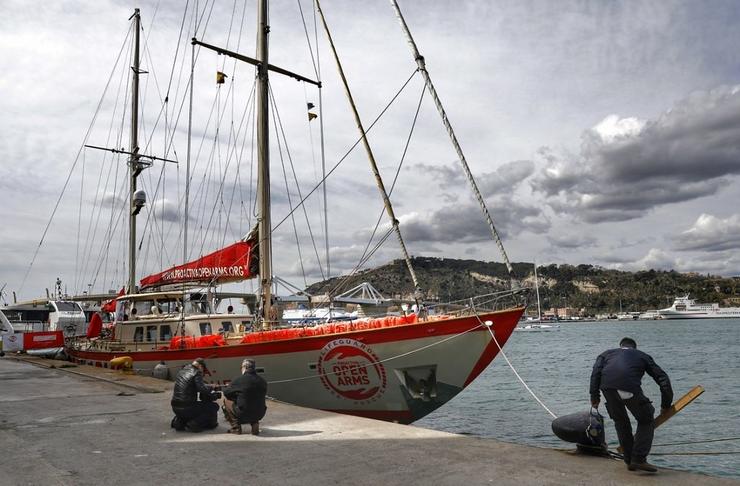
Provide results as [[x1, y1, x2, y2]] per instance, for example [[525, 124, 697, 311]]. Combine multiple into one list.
[[417, 318, 740, 479]]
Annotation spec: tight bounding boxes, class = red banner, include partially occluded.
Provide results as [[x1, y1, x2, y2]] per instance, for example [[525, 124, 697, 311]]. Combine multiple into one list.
[[23, 331, 64, 350], [101, 287, 125, 313], [140, 240, 257, 289]]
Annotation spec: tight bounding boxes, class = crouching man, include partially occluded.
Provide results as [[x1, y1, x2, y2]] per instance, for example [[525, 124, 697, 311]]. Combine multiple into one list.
[[222, 359, 267, 435], [170, 357, 221, 432]]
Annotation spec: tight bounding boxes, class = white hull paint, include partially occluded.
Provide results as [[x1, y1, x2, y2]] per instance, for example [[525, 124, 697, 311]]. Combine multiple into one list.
[[68, 308, 523, 423]]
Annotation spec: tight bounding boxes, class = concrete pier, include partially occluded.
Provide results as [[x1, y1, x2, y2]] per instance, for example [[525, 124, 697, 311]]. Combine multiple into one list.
[[1, 356, 736, 486]]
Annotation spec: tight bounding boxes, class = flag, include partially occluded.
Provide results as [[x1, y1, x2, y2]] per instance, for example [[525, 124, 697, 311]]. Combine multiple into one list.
[[308, 112, 318, 121], [307, 102, 315, 110], [101, 287, 125, 313], [216, 71, 228, 84]]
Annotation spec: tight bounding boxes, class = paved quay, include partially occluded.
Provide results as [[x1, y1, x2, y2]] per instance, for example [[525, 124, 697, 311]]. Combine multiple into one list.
[[1, 356, 736, 486]]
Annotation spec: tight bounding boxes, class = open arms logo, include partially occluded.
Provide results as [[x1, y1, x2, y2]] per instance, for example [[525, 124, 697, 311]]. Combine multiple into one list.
[[317, 338, 387, 404]]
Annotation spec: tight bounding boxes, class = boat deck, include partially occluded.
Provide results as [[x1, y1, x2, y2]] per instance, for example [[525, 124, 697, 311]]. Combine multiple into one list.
[[1, 355, 736, 486]]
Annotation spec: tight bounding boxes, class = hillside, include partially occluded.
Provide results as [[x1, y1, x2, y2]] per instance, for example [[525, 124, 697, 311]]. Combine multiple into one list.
[[306, 257, 740, 314]]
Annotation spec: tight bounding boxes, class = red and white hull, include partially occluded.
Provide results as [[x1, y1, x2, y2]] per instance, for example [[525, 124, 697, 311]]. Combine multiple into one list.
[[68, 307, 523, 424]]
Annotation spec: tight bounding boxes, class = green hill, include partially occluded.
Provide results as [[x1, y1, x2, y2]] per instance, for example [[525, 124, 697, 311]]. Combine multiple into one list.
[[306, 257, 740, 315]]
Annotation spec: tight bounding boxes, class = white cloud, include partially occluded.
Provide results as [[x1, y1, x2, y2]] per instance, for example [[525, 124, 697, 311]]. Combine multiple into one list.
[[592, 114, 646, 144], [674, 213, 740, 252], [533, 85, 740, 223]]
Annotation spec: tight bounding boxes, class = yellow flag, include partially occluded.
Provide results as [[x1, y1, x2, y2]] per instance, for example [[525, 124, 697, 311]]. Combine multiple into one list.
[[308, 112, 318, 121], [216, 71, 227, 84]]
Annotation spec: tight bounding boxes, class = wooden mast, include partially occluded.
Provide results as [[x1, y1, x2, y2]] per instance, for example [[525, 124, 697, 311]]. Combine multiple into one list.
[[256, 0, 274, 326], [128, 8, 141, 295]]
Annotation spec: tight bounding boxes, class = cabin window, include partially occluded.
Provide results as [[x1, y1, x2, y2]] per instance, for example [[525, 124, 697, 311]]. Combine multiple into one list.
[[241, 320, 252, 332], [133, 326, 144, 342], [146, 325, 157, 342], [54, 302, 80, 312], [199, 322, 212, 335], [220, 321, 233, 333], [160, 325, 172, 341]]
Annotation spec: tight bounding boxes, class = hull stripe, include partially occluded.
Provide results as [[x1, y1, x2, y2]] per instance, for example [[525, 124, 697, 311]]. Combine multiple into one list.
[[69, 308, 524, 364]]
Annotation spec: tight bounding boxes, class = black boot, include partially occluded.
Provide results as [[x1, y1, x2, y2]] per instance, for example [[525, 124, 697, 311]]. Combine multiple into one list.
[[171, 415, 186, 431], [628, 461, 658, 473]]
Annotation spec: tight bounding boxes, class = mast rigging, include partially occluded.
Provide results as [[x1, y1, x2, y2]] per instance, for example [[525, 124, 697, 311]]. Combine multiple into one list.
[[389, 0, 516, 285]]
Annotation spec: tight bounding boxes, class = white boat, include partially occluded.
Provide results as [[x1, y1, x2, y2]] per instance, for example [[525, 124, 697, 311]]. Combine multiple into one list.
[[658, 296, 740, 319], [1, 298, 86, 356], [64, 2, 527, 424], [638, 310, 662, 320], [616, 312, 638, 321], [282, 307, 356, 325], [514, 323, 560, 332]]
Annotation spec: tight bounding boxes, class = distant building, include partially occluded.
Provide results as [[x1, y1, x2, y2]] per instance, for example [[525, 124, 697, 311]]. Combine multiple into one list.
[[555, 307, 577, 319]]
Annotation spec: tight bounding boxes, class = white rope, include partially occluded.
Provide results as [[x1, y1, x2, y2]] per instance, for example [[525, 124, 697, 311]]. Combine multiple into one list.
[[472, 307, 558, 419]]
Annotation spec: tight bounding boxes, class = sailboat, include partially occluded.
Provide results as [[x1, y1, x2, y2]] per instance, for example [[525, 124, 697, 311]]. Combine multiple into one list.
[[515, 263, 558, 332], [66, 1, 526, 424]]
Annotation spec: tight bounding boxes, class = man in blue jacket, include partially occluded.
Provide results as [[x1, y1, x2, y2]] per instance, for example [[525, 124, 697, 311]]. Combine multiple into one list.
[[590, 337, 673, 473]]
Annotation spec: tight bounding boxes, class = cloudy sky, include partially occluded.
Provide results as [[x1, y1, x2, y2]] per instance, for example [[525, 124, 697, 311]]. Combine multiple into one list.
[[2, 0, 740, 300]]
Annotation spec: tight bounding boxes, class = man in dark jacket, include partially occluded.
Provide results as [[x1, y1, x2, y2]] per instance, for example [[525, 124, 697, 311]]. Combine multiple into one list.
[[170, 358, 221, 432], [590, 337, 673, 473], [222, 359, 267, 435]]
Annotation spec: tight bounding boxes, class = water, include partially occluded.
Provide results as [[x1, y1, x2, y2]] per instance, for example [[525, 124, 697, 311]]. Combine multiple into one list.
[[416, 319, 740, 479]]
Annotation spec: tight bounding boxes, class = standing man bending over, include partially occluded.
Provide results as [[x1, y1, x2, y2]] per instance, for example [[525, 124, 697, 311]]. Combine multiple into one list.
[[222, 359, 267, 435], [590, 337, 673, 473], [171, 358, 221, 432]]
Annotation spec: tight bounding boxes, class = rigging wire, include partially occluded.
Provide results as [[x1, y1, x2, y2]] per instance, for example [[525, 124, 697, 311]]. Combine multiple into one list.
[[272, 68, 419, 233], [87, 29, 135, 292], [472, 301, 559, 420], [18, 22, 133, 295], [390, 0, 515, 281], [326, 83, 426, 299], [311, 0, 330, 280], [269, 85, 327, 282], [269, 90, 309, 287], [316, 0, 420, 292], [74, 150, 85, 293], [75, 38, 131, 293]]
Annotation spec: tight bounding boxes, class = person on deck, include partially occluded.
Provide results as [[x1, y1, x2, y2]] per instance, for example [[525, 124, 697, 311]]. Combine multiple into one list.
[[590, 337, 673, 473], [221, 359, 267, 435], [170, 358, 221, 432]]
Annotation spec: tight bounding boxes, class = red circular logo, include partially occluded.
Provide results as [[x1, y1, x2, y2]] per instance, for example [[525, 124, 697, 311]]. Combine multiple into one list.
[[317, 338, 387, 404]]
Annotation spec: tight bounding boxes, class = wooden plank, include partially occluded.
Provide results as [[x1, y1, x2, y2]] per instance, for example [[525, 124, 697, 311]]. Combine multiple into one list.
[[655, 385, 704, 428]]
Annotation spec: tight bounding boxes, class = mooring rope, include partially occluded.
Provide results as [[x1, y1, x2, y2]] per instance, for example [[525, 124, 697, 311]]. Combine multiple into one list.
[[650, 451, 740, 456], [471, 305, 558, 419], [653, 436, 740, 447]]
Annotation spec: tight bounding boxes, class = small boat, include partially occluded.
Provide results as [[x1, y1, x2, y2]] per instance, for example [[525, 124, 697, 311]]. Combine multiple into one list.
[[515, 323, 560, 332]]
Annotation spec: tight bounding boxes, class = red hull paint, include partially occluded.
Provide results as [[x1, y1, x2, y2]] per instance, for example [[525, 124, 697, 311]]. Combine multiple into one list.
[[67, 307, 524, 422], [70, 309, 522, 364]]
